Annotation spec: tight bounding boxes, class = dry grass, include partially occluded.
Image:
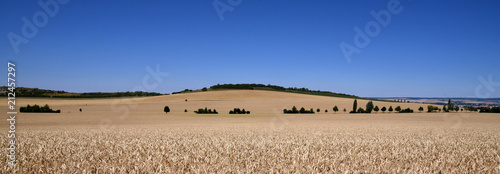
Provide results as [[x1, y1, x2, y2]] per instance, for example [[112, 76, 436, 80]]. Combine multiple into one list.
[[1, 90, 499, 173]]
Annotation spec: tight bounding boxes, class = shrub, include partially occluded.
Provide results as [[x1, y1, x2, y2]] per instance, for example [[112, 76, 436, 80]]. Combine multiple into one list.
[[374, 106, 379, 113], [317, 108, 320, 113], [164, 106, 170, 113], [357, 107, 365, 113], [418, 106, 424, 112], [381, 106, 387, 113], [388, 106, 393, 112], [184, 109, 188, 112]]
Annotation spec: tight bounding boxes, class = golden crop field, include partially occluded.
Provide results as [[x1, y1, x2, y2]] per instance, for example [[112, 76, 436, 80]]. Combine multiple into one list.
[[1, 90, 499, 173]]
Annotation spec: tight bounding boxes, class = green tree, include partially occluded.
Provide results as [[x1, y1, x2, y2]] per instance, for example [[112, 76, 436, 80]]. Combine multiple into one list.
[[381, 106, 387, 113], [202, 87, 208, 91], [366, 101, 374, 113], [443, 105, 447, 112], [343, 108, 346, 113], [427, 105, 436, 112], [184, 109, 187, 112], [317, 108, 320, 113], [164, 106, 170, 113], [454, 106, 459, 112], [374, 106, 379, 113], [418, 106, 424, 112], [388, 106, 393, 112], [42, 104, 50, 112], [325, 109, 328, 113], [395, 106, 401, 112], [352, 99, 358, 113], [447, 99, 454, 112], [333, 106, 339, 113]]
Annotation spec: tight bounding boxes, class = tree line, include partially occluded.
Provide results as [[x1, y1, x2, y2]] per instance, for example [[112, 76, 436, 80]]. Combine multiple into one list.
[[283, 106, 315, 114], [20, 104, 60, 113], [162, 98, 498, 115]]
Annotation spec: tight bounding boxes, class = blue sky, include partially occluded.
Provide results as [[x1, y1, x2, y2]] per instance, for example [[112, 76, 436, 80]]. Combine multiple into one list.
[[1, 0, 499, 98]]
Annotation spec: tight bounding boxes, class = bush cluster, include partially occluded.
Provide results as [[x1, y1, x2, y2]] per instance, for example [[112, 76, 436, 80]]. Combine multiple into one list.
[[399, 108, 414, 113], [283, 106, 314, 114], [479, 107, 500, 113], [194, 107, 218, 114], [229, 108, 250, 114], [427, 105, 439, 112], [20, 104, 60, 113]]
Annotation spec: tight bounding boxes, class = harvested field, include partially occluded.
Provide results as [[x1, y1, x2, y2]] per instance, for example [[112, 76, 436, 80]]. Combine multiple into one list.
[[1, 90, 499, 173]]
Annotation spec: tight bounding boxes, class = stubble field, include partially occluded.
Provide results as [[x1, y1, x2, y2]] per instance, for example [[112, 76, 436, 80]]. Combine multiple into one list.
[[1, 90, 499, 173]]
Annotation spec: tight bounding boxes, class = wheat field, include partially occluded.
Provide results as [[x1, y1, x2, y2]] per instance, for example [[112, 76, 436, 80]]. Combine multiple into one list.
[[1, 90, 499, 173]]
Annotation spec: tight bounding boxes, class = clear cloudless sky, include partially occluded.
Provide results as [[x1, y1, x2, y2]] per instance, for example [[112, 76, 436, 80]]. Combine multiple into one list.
[[1, 0, 499, 98]]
